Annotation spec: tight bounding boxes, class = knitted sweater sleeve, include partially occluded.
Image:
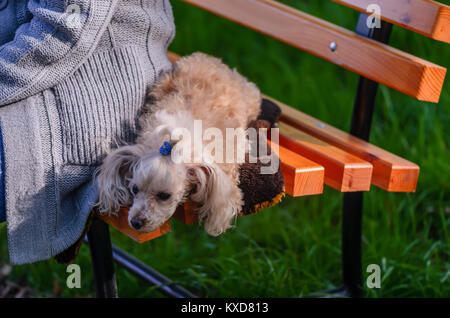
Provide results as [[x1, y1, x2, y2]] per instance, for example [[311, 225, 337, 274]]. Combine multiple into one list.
[[0, 0, 119, 106]]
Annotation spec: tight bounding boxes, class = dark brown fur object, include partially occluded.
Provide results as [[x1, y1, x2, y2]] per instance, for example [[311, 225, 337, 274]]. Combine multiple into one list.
[[238, 153, 285, 216], [259, 98, 282, 125], [238, 116, 285, 215]]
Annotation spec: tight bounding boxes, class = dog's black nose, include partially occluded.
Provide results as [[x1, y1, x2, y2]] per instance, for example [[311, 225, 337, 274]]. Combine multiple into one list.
[[130, 218, 144, 230]]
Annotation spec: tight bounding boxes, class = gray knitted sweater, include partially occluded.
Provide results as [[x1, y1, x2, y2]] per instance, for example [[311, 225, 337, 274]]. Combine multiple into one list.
[[0, 0, 175, 264]]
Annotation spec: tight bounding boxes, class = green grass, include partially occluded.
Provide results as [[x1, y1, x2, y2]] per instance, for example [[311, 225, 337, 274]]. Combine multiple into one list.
[[1, 0, 449, 297]]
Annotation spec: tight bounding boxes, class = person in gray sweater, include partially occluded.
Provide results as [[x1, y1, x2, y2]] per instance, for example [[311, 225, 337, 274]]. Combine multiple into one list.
[[0, 0, 175, 264]]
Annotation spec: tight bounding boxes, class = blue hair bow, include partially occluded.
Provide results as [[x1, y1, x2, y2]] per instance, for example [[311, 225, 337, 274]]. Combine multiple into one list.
[[159, 141, 172, 156]]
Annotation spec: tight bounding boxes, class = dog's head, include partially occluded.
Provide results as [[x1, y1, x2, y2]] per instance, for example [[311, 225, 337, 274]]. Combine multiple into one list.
[[96, 140, 242, 235], [126, 151, 188, 233], [96, 143, 187, 233]]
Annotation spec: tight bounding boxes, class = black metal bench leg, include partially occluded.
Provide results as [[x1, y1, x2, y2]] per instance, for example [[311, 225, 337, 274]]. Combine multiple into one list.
[[342, 192, 364, 298], [340, 15, 394, 298], [87, 218, 118, 298]]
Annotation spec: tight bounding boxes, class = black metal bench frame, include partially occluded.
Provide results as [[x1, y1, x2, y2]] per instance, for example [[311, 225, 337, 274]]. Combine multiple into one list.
[[86, 13, 393, 298]]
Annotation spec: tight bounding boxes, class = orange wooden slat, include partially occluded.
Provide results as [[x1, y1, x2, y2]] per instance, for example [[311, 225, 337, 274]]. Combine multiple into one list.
[[180, 0, 447, 102], [173, 201, 199, 225], [99, 209, 171, 243], [278, 122, 373, 192], [274, 97, 420, 192], [331, 0, 450, 43], [268, 139, 324, 197]]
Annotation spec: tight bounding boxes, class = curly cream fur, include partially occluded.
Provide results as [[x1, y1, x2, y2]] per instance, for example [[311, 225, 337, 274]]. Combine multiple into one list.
[[97, 53, 261, 236]]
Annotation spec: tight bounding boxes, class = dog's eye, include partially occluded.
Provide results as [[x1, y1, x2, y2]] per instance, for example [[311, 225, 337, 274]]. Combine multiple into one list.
[[157, 192, 171, 201], [131, 185, 139, 195]]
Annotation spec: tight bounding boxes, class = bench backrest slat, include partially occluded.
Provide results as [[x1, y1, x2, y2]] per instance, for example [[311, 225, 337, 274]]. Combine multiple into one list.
[[331, 0, 450, 43], [181, 0, 447, 103]]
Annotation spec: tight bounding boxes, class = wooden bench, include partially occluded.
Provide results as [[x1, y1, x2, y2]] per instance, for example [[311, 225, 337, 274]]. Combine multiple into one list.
[[89, 0, 449, 298]]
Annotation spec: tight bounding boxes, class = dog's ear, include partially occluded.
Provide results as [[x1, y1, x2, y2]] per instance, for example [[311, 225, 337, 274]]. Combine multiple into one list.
[[187, 164, 243, 236], [96, 145, 143, 215]]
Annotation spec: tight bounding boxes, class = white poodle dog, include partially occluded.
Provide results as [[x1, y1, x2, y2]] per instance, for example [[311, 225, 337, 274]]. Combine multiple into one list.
[[96, 53, 261, 236]]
